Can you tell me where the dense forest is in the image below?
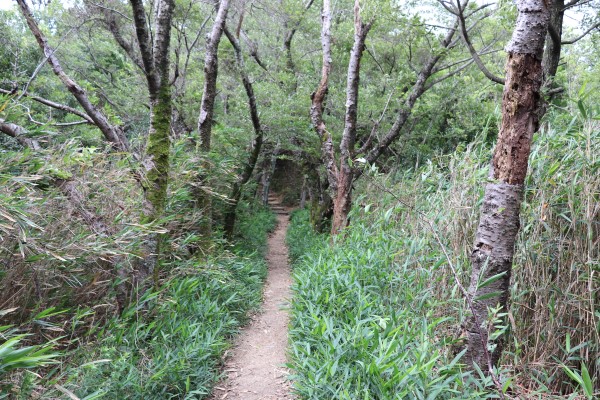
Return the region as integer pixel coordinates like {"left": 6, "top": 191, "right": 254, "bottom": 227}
{"left": 0, "top": 0, "right": 598, "bottom": 398}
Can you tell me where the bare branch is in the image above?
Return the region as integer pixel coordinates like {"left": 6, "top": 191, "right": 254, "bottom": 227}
{"left": 359, "top": 16, "right": 460, "bottom": 169}
{"left": 240, "top": 30, "right": 269, "bottom": 71}
{"left": 16, "top": 0, "right": 129, "bottom": 151}
{"left": 0, "top": 88, "right": 94, "bottom": 123}
{"left": 425, "top": 57, "right": 475, "bottom": 90}
{"left": 355, "top": 89, "right": 394, "bottom": 157}
{"left": 561, "top": 22, "right": 600, "bottom": 44}
{"left": 456, "top": 0, "right": 504, "bottom": 84}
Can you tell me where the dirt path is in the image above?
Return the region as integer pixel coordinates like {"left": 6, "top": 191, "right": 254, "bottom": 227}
{"left": 211, "top": 202, "right": 293, "bottom": 400}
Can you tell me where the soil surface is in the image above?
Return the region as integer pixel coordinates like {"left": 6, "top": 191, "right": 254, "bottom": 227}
{"left": 211, "top": 200, "right": 294, "bottom": 400}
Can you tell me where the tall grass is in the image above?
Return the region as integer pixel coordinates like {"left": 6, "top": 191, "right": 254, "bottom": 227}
{"left": 0, "top": 135, "right": 277, "bottom": 398}
{"left": 37, "top": 206, "right": 275, "bottom": 399}
{"left": 287, "top": 119, "right": 598, "bottom": 398}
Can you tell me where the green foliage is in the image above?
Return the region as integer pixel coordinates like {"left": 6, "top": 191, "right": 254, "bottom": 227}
{"left": 0, "top": 321, "right": 59, "bottom": 377}
{"left": 287, "top": 116, "right": 599, "bottom": 398}
{"left": 52, "top": 206, "right": 275, "bottom": 399}
{"left": 286, "top": 209, "right": 325, "bottom": 263}
{"left": 286, "top": 212, "right": 495, "bottom": 399}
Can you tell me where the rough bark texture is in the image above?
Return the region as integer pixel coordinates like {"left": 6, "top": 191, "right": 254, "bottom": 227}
{"left": 223, "top": 27, "right": 264, "bottom": 238}
{"left": 310, "top": 0, "right": 338, "bottom": 194}
{"left": 465, "top": 183, "right": 522, "bottom": 366}
{"left": 492, "top": 54, "right": 544, "bottom": 185}
{"left": 132, "top": 0, "right": 175, "bottom": 289}
{"left": 198, "top": 0, "right": 230, "bottom": 152}
{"left": 542, "top": 0, "right": 565, "bottom": 83}
{"left": 16, "top": 0, "right": 129, "bottom": 152}
{"left": 464, "top": 0, "right": 549, "bottom": 369}
{"left": 330, "top": 0, "right": 372, "bottom": 235}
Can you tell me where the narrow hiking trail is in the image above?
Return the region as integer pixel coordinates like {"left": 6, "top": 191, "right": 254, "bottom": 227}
{"left": 212, "top": 196, "right": 294, "bottom": 400}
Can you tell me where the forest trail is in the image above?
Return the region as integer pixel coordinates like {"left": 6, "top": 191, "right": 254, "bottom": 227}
{"left": 211, "top": 195, "right": 294, "bottom": 399}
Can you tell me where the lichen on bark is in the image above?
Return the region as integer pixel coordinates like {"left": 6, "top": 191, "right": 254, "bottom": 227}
{"left": 142, "top": 83, "right": 172, "bottom": 225}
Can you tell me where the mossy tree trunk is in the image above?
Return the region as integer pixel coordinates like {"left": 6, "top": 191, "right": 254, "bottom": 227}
{"left": 129, "top": 0, "right": 175, "bottom": 291}
{"left": 464, "top": 0, "right": 549, "bottom": 369}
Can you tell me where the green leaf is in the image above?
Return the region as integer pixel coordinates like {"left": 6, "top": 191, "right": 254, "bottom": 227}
{"left": 474, "top": 291, "right": 503, "bottom": 302}
{"left": 577, "top": 99, "right": 587, "bottom": 119}
{"left": 562, "top": 364, "right": 583, "bottom": 387}
{"left": 477, "top": 271, "right": 507, "bottom": 289}
{"left": 580, "top": 363, "right": 593, "bottom": 399}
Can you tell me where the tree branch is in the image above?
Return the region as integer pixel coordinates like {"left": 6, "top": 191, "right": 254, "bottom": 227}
{"left": 561, "top": 22, "right": 600, "bottom": 44}
{"left": 16, "top": 0, "right": 129, "bottom": 151}
{"left": 0, "top": 88, "right": 94, "bottom": 124}
{"left": 0, "top": 118, "right": 41, "bottom": 149}
{"left": 455, "top": 0, "right": 504, "bottom": 84}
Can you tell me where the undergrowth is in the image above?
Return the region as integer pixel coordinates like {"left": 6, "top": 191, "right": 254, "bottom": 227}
{"left": 287, "top": 210, "right": 493, "bottom": 399}
{"left": 286, "top": 119, "right": 598, "bottom": 399}
{"left": 52, "top": 206, "right": 276, "bottom": 399}
{"left": 0, "top": 133, "right": 277, "bottom": 398}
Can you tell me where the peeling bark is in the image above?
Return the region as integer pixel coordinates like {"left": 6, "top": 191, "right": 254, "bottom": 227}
{"left": 310, "top": 0, "right": 338, "bottom": 195}
{"left": 464, "top": 0, "right": 549, "bottom": 369}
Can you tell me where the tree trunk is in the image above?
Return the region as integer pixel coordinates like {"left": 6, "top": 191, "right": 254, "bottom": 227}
{"left": 130, "top": 0, "right": 176, "bottom": 289}
{"left": 542, "top": 0, "right": 564, "bottom": 82}
{"left": 222, "top": 27, "right": 264, "bottom": 239}
{"left": 261, "top": 143, "right": 279, "bottom": 206}
{"left": 464, "top": 0, "right": 549, "bottom": 369}
{"left": 301, "top": 159, "right": 332, "bottom": 233}
{"left": 310, "top": 0, "right": 338, "bottom": 197}
{"left": 330, "top": 0, "right": 372, "bottom": 235}
{"left": 196, "top": 0, "right": 230, "bottom": 238}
